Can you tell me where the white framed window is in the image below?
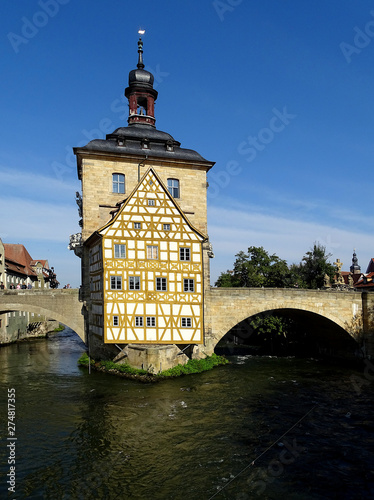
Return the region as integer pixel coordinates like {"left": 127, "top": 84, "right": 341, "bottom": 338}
{"left": 114, "top": 244, "right": 126, "bottom": 258}
{"left": 147, "top": 245, "right": 158, "bottom": 260}
{"left": 156, "top": 277, "right": 167, "bottom": 291}
{"left": 112, "top": 173, "right": 125, "bottom": 194}
{"left": 183, "top": 279, "right": 194, "bottom": 292}
{"left": 180, "top": 247, "right": 190, "bottom": 261}
{"left": 135, "top": 316, "right": 143, "bottom": 327}
{"left": 148, "top": 199, "right": 155, "bottom": 206}
{"left": 181, "top": 317, "right": 192, "bottom": 328}
{"left": 163, "top": 224, "right": 170, "bottom": 231}
{"left": 129, "top": 276, "right": 141, "bottom": 290}
{"left": 146, "top": 317, "right": 156, "bottom": 327}
{"left": 113, "top": 316, "right": 119, "bottom": 326}
{"left": 110, "top": 276, "right": 122, "bottom": 290}
{"left": 134, "top": 222, "right": 141, "bottom": 229}
{"left": 167, "top": 178, "right": 180, "bottom": 198}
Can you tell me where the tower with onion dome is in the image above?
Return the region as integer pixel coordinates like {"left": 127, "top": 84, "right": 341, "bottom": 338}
{"left": 71, "top": 35, "right": 215, "bottom": 368}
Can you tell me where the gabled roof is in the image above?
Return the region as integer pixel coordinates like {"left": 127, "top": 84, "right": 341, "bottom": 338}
{"left": 92, "top": 167, "right": 207, "bottom": 242}
{"left": 4, "top": 244, "right": 37, "bottom": 277}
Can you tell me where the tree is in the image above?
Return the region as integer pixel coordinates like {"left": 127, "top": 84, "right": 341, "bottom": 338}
{"left": 297, "top": 242, "right": 335, "bottom": 289}
{"left": 250, "top": 314, "right": 294, "bottom": 354}
{"left": 214, "top": 271, "right": 234, "bottom": 287}
{"left": 215, "top": 246, "right": 290, "bottom": 288}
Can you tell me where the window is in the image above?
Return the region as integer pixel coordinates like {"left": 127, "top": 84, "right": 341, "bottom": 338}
{"left": 146, "top": 317, "right": 156, "bottom": 327}
{"left": 167, "top": 178, "right": 180, "bottom": 198}
{"left": 180, "top": 247, "right": 190, "bottom": 261}
{"left": 148, "top": 199, "right": 155, "bottom": 206}
{"left": 110, "top": 276, "right": 122, "bottom": 290}
{"left": 156, "top": 277, "right": 167, "bottom": 291}
{"left": 114, "top": 244, "right": 126, "bottom": 258}
{"left": 134, "top": 222, "right": 141, "bottom": 229}
{"left": 181, "top": 318, "right": 192, "bottom": 328}
{"left": 163, "top": 224, "right": 170, "bottom": 231}
{"left": 183, "top": 279, "right": 194, "bottom": 292}
{"left": 112, "top": 173, "right": 125, "bottom": 194}
{"left": 135, "top": 316, "right": 143, "bottom": 327}
{"left": 147, "top": 245, "right": 158, "bottom": 260}
{"left": 129, "top": 276, "right": 140, "bottom": 290}
{"left": 113, "top": 316, "right": 119, "bottom": 326}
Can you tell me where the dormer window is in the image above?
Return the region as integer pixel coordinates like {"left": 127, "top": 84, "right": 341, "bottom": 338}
{"left": 142, "top": 138, "right": 150, "bottom": 149}
{"left": 166, "top": 140, "right": 174, "bottom": 152}
{"left": 117, "top": 137, "right": 125, "bottom": 147}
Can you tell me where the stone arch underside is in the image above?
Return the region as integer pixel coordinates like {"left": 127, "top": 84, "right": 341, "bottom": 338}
{"left": 209, "top": 294, "right": 362, "bottom": 349}
{"left": 0, "top": 302, "right": 85, "bottom": 342}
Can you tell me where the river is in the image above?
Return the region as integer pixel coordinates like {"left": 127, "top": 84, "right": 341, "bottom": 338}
{"left": 1, "top": 328, "right": 373, "bottom": 499}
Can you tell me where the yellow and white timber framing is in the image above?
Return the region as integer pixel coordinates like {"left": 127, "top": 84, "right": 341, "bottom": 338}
{"left": 87, "top": 167, "right": 207, "bottom": 344}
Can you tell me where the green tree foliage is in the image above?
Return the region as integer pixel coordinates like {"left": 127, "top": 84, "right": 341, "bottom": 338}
{"left": 250, "top": 314, "right": 295, "bottom": 354}
{"left": 298, "top": 243, "right": 335, "bottom": 289}
{"left": 215, "top": 246, "right": 290, "bottom": 288}
{"left": 214, "top": 242, "right": 335, "bottom": 290}
{"left": 214, "top": 271, "right": 234, "bottom": 287}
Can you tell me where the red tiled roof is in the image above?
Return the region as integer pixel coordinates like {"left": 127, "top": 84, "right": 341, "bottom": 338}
{"left": 337, "top": 272, "right": 361, "bottom": 285}
{"left": 354, "top": 271, "right": 374, "bottom": 288}
{"left": 4, "top": 244, "right": 37, "bottom": 278}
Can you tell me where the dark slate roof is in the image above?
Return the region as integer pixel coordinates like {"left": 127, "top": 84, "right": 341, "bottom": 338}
{"left": 76, "top": 124, "right": 211, "bottom": 163}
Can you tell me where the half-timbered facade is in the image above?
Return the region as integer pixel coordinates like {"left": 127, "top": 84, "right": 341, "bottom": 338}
{"left": 87, "top": 168, "right": 206, "bottom": 344}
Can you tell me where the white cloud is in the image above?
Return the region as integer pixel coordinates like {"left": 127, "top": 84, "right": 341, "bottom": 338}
{"left": 0, "top": 166, "right": 79, "bottom": 201}
{"left": 0, "top": 197, "right": 79, "bottom": 243}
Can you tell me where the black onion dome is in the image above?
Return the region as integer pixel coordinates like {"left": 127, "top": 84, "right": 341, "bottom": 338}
{"left": 128, "top": 68, "right": 154, "bottom": 88}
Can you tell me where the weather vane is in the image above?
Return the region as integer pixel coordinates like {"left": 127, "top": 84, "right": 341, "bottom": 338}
{"left": 138, "top": 28, "right": 145, "bottom": 36}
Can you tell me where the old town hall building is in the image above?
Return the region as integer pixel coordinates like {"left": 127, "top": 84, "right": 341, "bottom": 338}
{"left": 71, "top": 37, "right": 214, "bottom": 366}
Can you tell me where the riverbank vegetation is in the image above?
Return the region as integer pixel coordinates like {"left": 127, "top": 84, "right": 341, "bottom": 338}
{"left": 215, "top": 243, "right": 335, "bottom": 289}
{"left": 77, "top": 352, "right": 228, "bottom": 381}
{"left": 53, "top": 324, "right": 65, "bottom": 332}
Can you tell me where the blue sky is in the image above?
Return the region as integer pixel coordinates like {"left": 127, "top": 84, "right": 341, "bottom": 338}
{"left": 1, "top": 0, "right": 374, "bottom": 287}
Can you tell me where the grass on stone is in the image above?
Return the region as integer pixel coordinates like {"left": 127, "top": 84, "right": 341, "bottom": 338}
{"left": 77, "top": 352, "right": 228, "bottom": 379}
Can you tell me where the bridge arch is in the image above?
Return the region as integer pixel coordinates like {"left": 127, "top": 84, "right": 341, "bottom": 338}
{"left": 208, "top": 288, "right": 364, "bottom": 354}
{"left": 0, "top": 290, "right": 85, "bottom": 342}
{"left": 214, "top": 306, "right": 361, "bottom": 358}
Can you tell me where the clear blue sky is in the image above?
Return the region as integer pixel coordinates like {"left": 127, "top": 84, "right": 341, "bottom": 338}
{"left": 1, "top": 0, "right": 374, "bottom": 287}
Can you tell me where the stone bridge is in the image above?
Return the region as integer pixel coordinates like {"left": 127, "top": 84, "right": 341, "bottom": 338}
{"left": 1, "top": 287, "right": 374, "bottom": 359}
{"left": 0, "top": 289, "right": 85, "bottom": 342}
{"left": 204, "top": 288, "right": 374, "bottom": 356}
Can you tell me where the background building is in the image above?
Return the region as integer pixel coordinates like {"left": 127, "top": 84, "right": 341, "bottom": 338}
{"left": 0, "top": 237, "right": 59, "bottom": 343}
